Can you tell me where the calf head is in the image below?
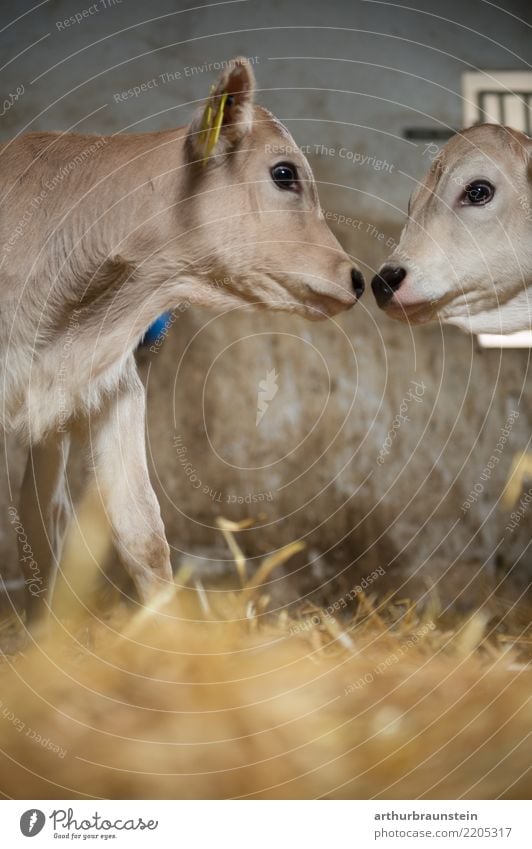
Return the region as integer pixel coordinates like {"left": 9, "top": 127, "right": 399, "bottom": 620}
{"left": 182, "top": 58, "right": 364, "bottom": 319}
{"left": 371, "top": 124, "right": 532, "bottom": 333}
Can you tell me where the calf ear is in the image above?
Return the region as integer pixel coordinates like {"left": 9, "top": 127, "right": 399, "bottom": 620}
{"left": 186, "top": 57, "right": 256, "bottom": 165}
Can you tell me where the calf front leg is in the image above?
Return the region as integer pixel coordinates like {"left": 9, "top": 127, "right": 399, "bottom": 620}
{"left": 90, "top": 363, "right": 172, "bottom": 603}
{"left": 17, "top": 430, "right": 72, "bottom": 628}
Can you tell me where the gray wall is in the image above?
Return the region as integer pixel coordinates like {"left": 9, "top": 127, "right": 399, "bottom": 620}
{"left": 1, "top": 0, "right": 531, "bottom": 609}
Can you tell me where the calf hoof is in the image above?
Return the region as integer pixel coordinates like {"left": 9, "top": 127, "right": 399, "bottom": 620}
{"left": 0, "top": 627, "right": 33, "bottom": 656}
{"left": 132, "top": 546, "right": 173, "bottom": 605}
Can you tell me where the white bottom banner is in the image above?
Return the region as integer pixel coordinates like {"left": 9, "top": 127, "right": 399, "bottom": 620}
{"left": 1, "top": 799, "right": 529, "bottom": 848}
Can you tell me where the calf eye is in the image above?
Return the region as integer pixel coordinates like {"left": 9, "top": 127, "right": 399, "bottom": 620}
{"left": 270, "top": 161, "right": 299, "bottom": 191}
{"left": 462, "top": 180, "right": 495, "bottom": 205}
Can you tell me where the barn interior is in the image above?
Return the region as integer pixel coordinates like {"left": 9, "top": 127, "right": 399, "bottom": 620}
{"left": 0, "top": 0, "right": 530, "bottom": 800}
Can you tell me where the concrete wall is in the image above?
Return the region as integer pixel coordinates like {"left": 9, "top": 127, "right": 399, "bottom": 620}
{"left": 1, "top": 0, "right": 531, "bottom": 609}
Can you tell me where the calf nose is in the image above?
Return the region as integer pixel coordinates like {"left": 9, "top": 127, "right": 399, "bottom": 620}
{"left": 351, "top": 268, "right": 365, "bottom": 299}
{"left": 371, "top": 265, "right": 406, "bottom": 308}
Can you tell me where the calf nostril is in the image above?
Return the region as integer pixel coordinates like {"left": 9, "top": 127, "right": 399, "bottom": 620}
{"left": 371, "top": 265, "right": 407, "bottom": 309}
{"left": 351, "top": 268, "right": 365, "bottom": 298}
{"left": 381, "top": 265, "right": 406, "bottom": 290}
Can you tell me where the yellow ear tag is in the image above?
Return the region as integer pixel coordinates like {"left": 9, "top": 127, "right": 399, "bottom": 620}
{"left": 199, "top": 89, "right": 229, "bottom": 165}
{"left": 199, "top": 86, "right": 215, "bottom": 136}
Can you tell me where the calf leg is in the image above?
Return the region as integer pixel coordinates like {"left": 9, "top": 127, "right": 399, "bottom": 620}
{"left": 17, "top": 430, "right": 72, "bottom": 628}
{"left": 90, "top": 362, "right": 172, "bottom": 603}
